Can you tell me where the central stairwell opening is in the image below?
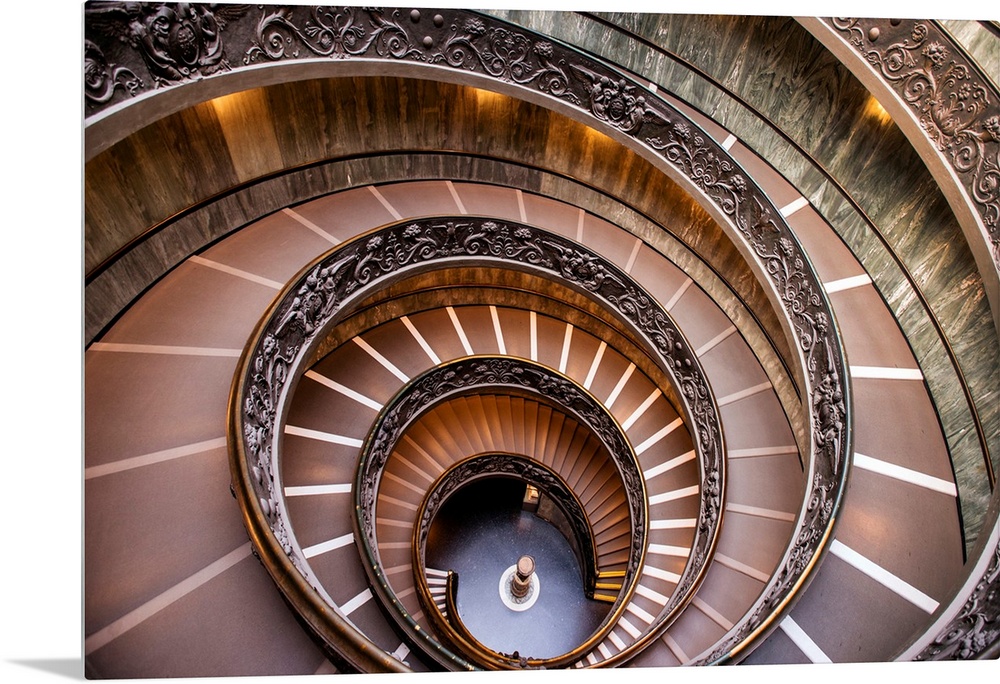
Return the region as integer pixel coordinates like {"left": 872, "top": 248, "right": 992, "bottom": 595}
{"left": 426, "top": 476, "right": 612, "bottom": 659}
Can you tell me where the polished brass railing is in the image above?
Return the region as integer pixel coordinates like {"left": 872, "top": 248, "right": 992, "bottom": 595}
{"left": 216, "top": 6, "right": 850, "bottom": 667}
{"left": 230, "top": 215, "right": 727, "bottom": 668}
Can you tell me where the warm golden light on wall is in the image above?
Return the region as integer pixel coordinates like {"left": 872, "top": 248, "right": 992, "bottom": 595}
{"left": 864, "top": 95, "right": 893, "bottom": 126}
{"left": 472, "top": 86, "right": 507, "bottom": 107}
{"left": 209, "top": 90, "right": 247, "bottom": 122}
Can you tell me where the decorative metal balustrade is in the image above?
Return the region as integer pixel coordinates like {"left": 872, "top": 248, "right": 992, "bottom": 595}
{"left": 191, "top": 5, "right": 856, "bottom": 666}
{"left": 354, "top": 361, "right": 644, "bottom": 669}
{"left": 84, "top": 2, "right": 1000, "bottom": 666}
{"left": 230, "top": 215, "right": 727, "bottom": 668}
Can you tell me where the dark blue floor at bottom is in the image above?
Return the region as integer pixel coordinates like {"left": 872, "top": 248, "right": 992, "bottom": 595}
{"left": 426, "top": 479, "right": 611, "bottom": 659}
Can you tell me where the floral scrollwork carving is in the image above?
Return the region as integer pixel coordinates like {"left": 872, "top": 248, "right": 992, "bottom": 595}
{"left": 245, "top": 6, "right": 423, "bottom": 63}
{"left": 85, "top": 2, "right": 247, "bottom": 87}
{"left": 916, "top": 539, "right": 1000, "bottom": 660}
{"left": 430, "top": 18, "right": 579, "bottom": 103}
{"left": 218, "top": 8, "right": 850, "bottom": 663}
{"left": 355, "top": 355, "right": 655, "bottom": 667}
{"left": 829, "top": 18, "right": 1000, "bottom": 262}
{"left": 84, "top": 39, "right": 143, "bottom": 104}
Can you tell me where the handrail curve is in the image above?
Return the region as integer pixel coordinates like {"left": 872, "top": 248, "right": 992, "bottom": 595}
{"left": 357, "top": 359, "right": 644, "bottom": 669}
{"left": 402, "top": 446, "right": 627, "bottom": 666}
{"left": 230, "top": 215, "right": 726, "bottom": 668}
{"left": 213, "top": 5, "right": 851, "bottom": 665}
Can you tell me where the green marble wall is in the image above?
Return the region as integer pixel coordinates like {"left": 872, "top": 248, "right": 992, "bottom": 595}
{"left": 487, "top": 9, "right": 998, "bottom": 547}
{"left": 85, "top": 76, "right": 805, "bottom": 418}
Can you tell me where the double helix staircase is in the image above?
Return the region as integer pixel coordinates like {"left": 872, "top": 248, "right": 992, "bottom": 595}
{"left": 82, "top": 6, "right": 998, "bottom": 678}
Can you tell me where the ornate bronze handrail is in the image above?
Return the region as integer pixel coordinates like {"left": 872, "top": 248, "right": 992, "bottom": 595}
{"left": 356, "top": 358, "right": 645, "bottom": 669}
{"left": 230, "top": 215, "right": 726, "bottom": 668}
{"left": 217, "top": 5, "right": 848, "bottom": 666}
{"left": 409, "top": 451, "right": 616, "bottom": 668}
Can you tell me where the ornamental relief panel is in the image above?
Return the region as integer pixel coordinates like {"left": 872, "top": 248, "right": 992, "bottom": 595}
{"left": 917, "top": 539, "right": 1000, "bottom": 660}
{"left": 84, "top": 2, "right": 249, "bottom": 106}
{"left": 89, "top": 6, "right": 852, "bottom": 660}
{"left": 828, "top": 18, "right": 1000, "bottom": 263}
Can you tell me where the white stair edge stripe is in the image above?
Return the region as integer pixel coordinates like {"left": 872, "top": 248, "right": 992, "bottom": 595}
{"left": 692, "top": 596, "right": 734, "bottom": 630}
{"left": 284, "top": 483, "right": 352, "bottom": 497}
{"left": 85, "top": 542, "right": 251, "bottom": 654}
{"left": 516, "top": 188, "right": 527, "bottom": 222}
{"left": 393, "top": 453, "right": 436, "bottom": 484}
{"left": 824, "top": 273, "right": 872, "bottom": 294}
{"left": 721, "top": 133, "right": 737, "bottom": 150}
{"left": 489, "top": 306, "right": 507, "bottom": 355}
{"left": 650, "top": 518, "right": 697, "bottom": 530}
{"left": 779, "top": 196, "right": 810, "bottom": 217}
{"left": 303, "top": 533, "right": 354, "bottom": 559}
{"left": 576, "top": 208, "right": 586, "bottom": 242}
{"left": 558, "top": 323, "right": 574, "bottom": 374}
{"left": 314, "top": 659, "right": 339, "bottom": 675}
{"left": 648, "top": 485, "right": 699, "bottom": 506}
{"left": 605, "top": 363, "right": 637, "bottom": 409}
{"left": 401, "top": 316, "right": 441, "bottom": 365}
{"left": 445, "top": 180, "right": 468, "bottom": 214}
{"left": 728, "top": 445, "right": 798, "bottom": 459}
{"left": 377, "top": 495, "right": 419, "bottom": 512}
{"left": 618, "top": 616, "right": 642, "bottom": 639}
{"left": 340, "top": 588, "right": 373, "bottom": 616}
{"left": 85, "top": 436, "right": 227, "bottom": 479}
{"left": 714, "top": 553, "right": 770, "bottom": 583}
{"left": 636, "top": 583, "right": 671, "bottom": 605}
{"left": 643, "top": 565, "right": 681, "bottom": 584}
{"left": 281, "top": 207, "right": 341, "bottom": 244}
{"left": 89, "top": 342, "right": 242, "bottom": 357}
{"left": 663, "top": 632, "right": 689, "bottom": 663}
{"left": 583, "top": 340, "right": 608, "bottom": 390}
{"left": 367, "top": 185, "right": 402, "bottom": 219}
{"left": 643, "top": 449, "right": 696, "bottom": 481}
{"left": 284, "top": 425, "right": 363, "bottom": 448}
{"left": 854, "top": 452, "right": 957, "bottom": 496}
{"left": 392, "top": 642, "right": 411, "bottom": 661}
{"left": 780, "top": 617, "right": 832, "bottom": 664}
{"left": 609, "top": 630, "right": 627, "bottom": 650}
{"left": 353, "top": 336, "right": 410, "bottom": 382}
{"left": 401, "top": 434, "right": 447, "bottom": 474}
{"left": 305, "top": 370, "right": 383, "bottom": 411}
{"left": 188, "top": 254, "right": 284, "bottom": 289}
{"left": 726, "top": 502, "right": 797, "bottom": 522}
{"left": 830, "top": 540, "right": 939, "bottom": 613}
{"left": 625, "top": 602, "right": 655, "bottom": 624}
{"left": 622, "top": 388, "right": 661, "bottom": 431}
{"left": 850, "top": 365, "right": 923, "bottom": 380}
{"left": 446, "top": 306, "right": 475, "bottom": 356}
{"left": 625, "top": 237, "right": 642, "bottom": 273}
{"left": 635, "top": 417, "right": 684, "bottom": 455}
{"left": 717, "top": 381, "right": 772, "bottom": 407}
{"left": 530, "top": 311, "right": 538, "bottom": 361}
{"left": 647, "top": 543, "right": 690, "bottom": 557}
{"left": 664, "top": 277, "right": 692, "bottom": 310}
{"left": 695, "top": 325, "right": 737, "bottom": 357}
{"left": 382, "top": 470, "right": 426, "bottom": 496}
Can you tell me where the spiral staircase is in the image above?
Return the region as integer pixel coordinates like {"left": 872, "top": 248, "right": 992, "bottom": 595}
{"left": 83, "top": 6, "right": 999, "bottom": 677}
